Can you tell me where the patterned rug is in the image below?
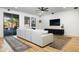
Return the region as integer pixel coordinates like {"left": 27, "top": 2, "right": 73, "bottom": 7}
{"left": 49, "top": 35, "right": 72, "bottom": 50}
{"left": 5, "top": 36, "right": 31, "bottom": 52}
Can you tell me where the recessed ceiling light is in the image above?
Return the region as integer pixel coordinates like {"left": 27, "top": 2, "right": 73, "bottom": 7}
{"left": 63, "top": 7, "right": 66, "bottom": 8}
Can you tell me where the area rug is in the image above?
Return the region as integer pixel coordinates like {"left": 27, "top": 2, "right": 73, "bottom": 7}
{"left": 5, "top": 36, "right": 31, "bottom": 52}
{"left": 49, "top": 36, "right": 72, "bottom": 50}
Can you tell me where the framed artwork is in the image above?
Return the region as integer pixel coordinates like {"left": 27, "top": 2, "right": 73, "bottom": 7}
{"left": 31, "top": 17, "right": 36, "bottom": 28}
{"left": 24, "top": 16, "right": 30, "bottom": 26}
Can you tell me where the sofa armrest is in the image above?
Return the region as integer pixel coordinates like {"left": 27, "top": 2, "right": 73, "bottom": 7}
{"left": 40, "top": 33, "right": 53, "bottom": 46}
{"left": 41, "top": 33, "right": 53, "bottom": 41}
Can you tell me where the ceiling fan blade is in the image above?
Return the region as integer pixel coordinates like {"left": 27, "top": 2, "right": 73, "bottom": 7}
{"left": 44, "top": 8, "right": 48, "bottom": 10}
{"left": 38, "top": 7, "right": 42, "bottom": 10}
{"left": 44, "top": 10, "right": 48, "bottom": 12}
{"left": 38, "top": 7, "right": 48, "bottom": 11}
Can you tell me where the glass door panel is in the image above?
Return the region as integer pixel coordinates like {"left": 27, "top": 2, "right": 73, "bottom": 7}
{"left": 4, "top": 13, "right": 19, "bottom": 36}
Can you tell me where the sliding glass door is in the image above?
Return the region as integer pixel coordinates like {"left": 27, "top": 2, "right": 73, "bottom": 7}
{"left": 4, "top": 13, "right": 19, "bottom": 36}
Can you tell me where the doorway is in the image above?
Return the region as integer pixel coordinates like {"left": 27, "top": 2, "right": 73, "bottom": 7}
{"left": 3, "top": 13, "right": 19, "bottom": 36}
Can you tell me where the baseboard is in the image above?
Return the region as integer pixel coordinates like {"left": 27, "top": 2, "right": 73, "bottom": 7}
{"left": 65, "top": 35, "right": 79, "bottom": 38}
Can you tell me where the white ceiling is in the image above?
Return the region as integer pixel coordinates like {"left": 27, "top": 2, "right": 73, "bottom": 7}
{"left": 1, "top": 7, "right": 74, "bottom": 16}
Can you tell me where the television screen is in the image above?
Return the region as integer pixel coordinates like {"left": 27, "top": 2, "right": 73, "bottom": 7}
{"left": 50, "top": 19, "right": 60, "bottom": 26}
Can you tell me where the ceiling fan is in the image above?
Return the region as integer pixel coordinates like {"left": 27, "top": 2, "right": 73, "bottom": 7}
{"left": 36, "top": 7, "right": 49, "bottom": 12}
{"left": 37, "top": 7, "right": 49, "bottom": 11}
{"left": 36, "top": 7, "right": 49, "bottom": 17}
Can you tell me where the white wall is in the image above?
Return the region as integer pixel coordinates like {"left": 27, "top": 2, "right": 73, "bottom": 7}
{"left": 0, "top": 8, "right": 40, "bottom": 37}
{"left": 42, "top": 9, "right": 79, "bottom": 36}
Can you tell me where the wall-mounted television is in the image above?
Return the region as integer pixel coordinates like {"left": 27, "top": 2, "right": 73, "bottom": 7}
{"left": 50, "top": 19, "right": 60, "bottom": 26}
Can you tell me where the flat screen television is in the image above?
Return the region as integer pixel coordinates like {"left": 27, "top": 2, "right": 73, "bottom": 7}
{"left": 50, "top": 19, "right": 60, "bottom": 26}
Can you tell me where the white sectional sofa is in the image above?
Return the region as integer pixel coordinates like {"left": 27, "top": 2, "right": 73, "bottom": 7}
{"left": 17, "top": 28, "right": 53, "bottom": 47}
